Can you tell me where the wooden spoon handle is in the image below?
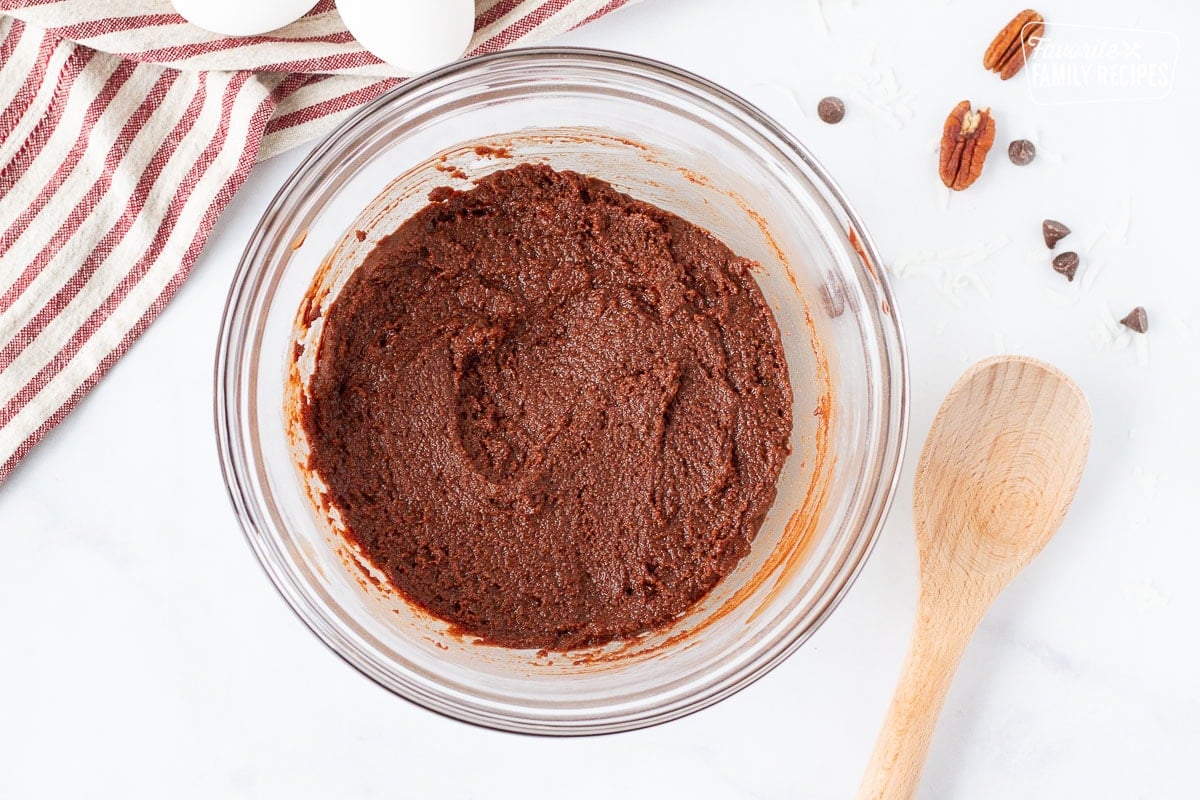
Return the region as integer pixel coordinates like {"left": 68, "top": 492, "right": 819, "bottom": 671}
{"left": 856, "top": 602, "right": 981, "bottom": 800}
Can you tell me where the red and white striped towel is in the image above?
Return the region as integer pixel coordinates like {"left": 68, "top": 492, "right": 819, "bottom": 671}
{"left": 0, "top": 0, "right": 636, "bottom": 484}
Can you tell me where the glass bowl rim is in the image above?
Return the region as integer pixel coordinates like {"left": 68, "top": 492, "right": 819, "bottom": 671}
{"left": 214, "top": 46, "right": 910, "bottom": 736}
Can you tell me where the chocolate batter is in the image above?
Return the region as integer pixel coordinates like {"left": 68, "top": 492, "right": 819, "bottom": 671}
{"left": 304, "top": 164, "right": 792, "bottom": 650}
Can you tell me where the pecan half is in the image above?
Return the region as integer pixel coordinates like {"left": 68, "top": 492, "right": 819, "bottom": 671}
{"left": 939, "top": 101, "right": 996, "bottom": 191}
{"left": 984, "top": 9, "right": 1045, "bottom": 80}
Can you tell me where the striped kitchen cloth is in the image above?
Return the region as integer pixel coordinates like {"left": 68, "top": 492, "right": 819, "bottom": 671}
{"left": 0, "top": 0, "right": 636, "bottom": 484}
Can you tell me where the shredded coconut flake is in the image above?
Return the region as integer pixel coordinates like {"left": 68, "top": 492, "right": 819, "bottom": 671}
{"left": 1131, "top": 465, "right": 1160, "bottom": 497}
{"left": 858, "top": 39, "right": 878, "bottom": 68}
{"left": 891, "top": 237, "right": 1009, "bottom": 306}
{"left": 1081, "top": 258, "right": 1106, "bottom": 292}
{"left": 1044, "top": 287, "right": 1080, "bottom": 306}
{"left": 1026, "top": 128, "right": 1065, "bottom": 163}
{"left": 1112, "top": 197, "right": 1133, "bottom": 243}
{"left": 834, "top": 47, "right": 917, "bottom": 131}
{"left": 1120, "top": 580, "right": 1170, "bottom": 609}
{"left": 957, "top": 271, "right": 992, "bottom": 298}
{"left": 1135, "top": 334, "right": 1150, "bottom": 367}
{"left": 809, "top": 0, "right": 830, "bottom": 37}
{"left": 744, "top": 81, "right": 806, "bottom": 117}
{"left": 849, "top": 90, "right": 906, "bottom": 130}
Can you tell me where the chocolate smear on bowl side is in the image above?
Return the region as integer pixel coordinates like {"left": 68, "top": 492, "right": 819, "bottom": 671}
{"left": 984, "top": 9, "right": 1045, "bottom": 80}
{"left": 820, "top": 280, "right": 846, "bottom": 318}
{"left": 939, "top": 101, "right": 996, "bottom": 191}
{"left": 1120, "top": 306, "right": 1149, "bottom": 333}
{"left": 1043, "top": 219, "right": 1070, "bottom": 249}
{"left": 1052, "top": 251, "right": 1079, "bottom": 281}
{"left": 1008, "top": 139, "right": 1036, "bottom": 166}
{"left": 818, "top": 96, "right": 845, "bottom": 124}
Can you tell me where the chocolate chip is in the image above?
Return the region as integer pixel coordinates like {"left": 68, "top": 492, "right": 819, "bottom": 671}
{"left": 1042, "top": 219, "right": 1070, "bottom": 249}
{"left": 1008, "top": 139, "right": 1036, "bottom": 165}
{"left": 1120, "top": 306, "right": 1148, "bottom": 333}
{"left": 818, "top": 96, "right": 845, "bottom": 124}
{"left": 1052, "top": 251, "right": 1079, "bottom": 281}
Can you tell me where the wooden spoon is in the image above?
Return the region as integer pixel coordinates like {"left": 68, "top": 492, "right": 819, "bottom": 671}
{"left": 857, "top": 355, "right": 1092, "bottom": 800}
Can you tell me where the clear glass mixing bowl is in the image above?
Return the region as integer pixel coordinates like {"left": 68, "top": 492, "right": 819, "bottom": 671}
{"left": 215, "top": 48, "right": 907, "bottom": 735}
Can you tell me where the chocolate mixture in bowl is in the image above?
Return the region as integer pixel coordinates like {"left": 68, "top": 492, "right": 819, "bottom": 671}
{"left": 302, "top": 164, "right": 793, "bottom": 650}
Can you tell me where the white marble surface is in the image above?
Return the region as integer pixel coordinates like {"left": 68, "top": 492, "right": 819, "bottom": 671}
{"left": 2, "top": 1, "right": 1198, "bottom": 797}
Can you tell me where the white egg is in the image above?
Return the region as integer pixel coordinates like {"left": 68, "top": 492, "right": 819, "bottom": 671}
{"left": 172, "top": 0, "right": 317, "bottom": 37}
{"left": 336, "top": 0, "right": 475, "bottom": 75}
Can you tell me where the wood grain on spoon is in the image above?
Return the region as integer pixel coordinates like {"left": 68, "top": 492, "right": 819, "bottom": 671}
{"left": 858, "top": 355, "right": 1092, "bottom": 800}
